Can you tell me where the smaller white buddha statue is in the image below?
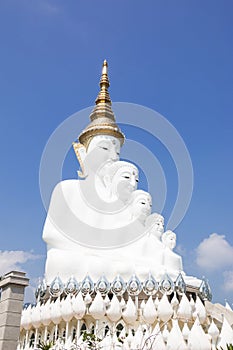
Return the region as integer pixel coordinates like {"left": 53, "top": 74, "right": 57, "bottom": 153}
{"left": 162, "top": 230, "right": 176, "bottom": 250}
{"left": 129, "top": 190, "right": 152, "bottom": 224}
{"left": 145, "top": 213, "right": 164, "bottom": 240}
{"left": 130, "top": 212, "right": 164, "bottom": 279}
{"left": 161, "top": 230, "right": 184, "bottom": 279}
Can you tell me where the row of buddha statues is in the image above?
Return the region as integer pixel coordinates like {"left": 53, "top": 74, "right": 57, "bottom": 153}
{"left": 42, "top": 135, "right": 185, "bottom": 284}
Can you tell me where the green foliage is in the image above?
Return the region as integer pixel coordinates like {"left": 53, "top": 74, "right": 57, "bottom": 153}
{"left": 82, "top": 331, "right": 101, "bottom": 349}
{"left": 37, "top": 340, "right": 54, "bottom": 350}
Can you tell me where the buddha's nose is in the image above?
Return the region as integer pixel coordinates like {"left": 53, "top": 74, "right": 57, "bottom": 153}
{"left": 110, "top": 148, "right": 119, "bottom": 161}
{"left": 130, "top": 177, "right": 137, "bottom": 188}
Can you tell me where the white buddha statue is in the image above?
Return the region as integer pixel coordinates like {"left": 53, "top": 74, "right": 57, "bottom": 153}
{"left": 128, "top": 212, "right": 165, "bottom": 279}
{"left": 161, "top": 230, "right": 184, "bottom": 278}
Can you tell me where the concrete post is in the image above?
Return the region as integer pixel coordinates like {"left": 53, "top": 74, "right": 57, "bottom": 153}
{"left": 0, "top": 271, "right": 29, "bottom": 350}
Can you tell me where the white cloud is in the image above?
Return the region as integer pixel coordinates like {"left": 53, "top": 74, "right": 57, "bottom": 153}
{"left": 223, "top": 271, "right": 233, "bottom": 292}
{"left": 0, "top": 250, "right": 40, "bottom": 276}
{"left": 196, "top": 233, "right": 233, "bottom": 270}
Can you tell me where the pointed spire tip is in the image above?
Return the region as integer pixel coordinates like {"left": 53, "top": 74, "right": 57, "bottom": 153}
{"left": 101, "top": 59, "right": 108, "bottom": 76}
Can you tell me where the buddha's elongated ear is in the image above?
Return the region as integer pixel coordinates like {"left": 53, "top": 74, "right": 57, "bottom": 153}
{"left": 73, "top": 142, "right": 87, "bottom": 178}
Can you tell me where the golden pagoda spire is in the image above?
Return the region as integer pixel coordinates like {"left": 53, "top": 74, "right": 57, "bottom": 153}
{"left": 78, "top": 60, "right": 125, "bottom": 149}
{"left": 95, "top": 60, "right": 111, "bottom": 105}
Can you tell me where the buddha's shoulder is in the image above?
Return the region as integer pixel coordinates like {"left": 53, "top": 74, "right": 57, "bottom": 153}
{"left": 52, "top": 179, "right": 80, "bottom": 194}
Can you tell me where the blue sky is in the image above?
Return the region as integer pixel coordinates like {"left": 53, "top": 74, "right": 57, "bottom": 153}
{"left": 0, "top": 0, "right": 232, "bottom": 304}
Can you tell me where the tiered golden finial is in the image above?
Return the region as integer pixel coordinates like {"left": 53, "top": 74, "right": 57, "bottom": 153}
{"left": 95, "top": 60, "right": 111, "bottom": 105}
{"left": 78, "top": 60, "right": 125, "bottom": 149}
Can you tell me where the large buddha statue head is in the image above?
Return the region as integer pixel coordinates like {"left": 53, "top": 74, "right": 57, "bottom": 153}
{"left": 83, "top": 135, "right": 120, "bottom": 174}
{"left": 102, "top": 160, "right": 139, "bottom": 203}
{"left": 130, "top": 190, "right": 152, "bottom": 223}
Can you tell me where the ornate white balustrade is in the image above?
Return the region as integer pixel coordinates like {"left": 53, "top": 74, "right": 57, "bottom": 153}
{"left": 18, "top": 273, "right": 232, "bottom": 350}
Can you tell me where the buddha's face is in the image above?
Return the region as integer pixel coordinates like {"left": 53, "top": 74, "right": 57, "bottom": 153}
{"left": 132, "top": 192, "right": 152, "bottom": 219}
{"left": 112, "top": 166, "right": 139, "bottom": 202}
{"left": 85, "top": 136, "right": 120, "bottom": 172}
{"left": 154, "top": 217, "right": 164, "bottom": 235}
{"left": 164, "top": 232, "right": 176, "bottom": 250}
{"left": 145, "top": 213, "right": 165, "bottom": 239}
